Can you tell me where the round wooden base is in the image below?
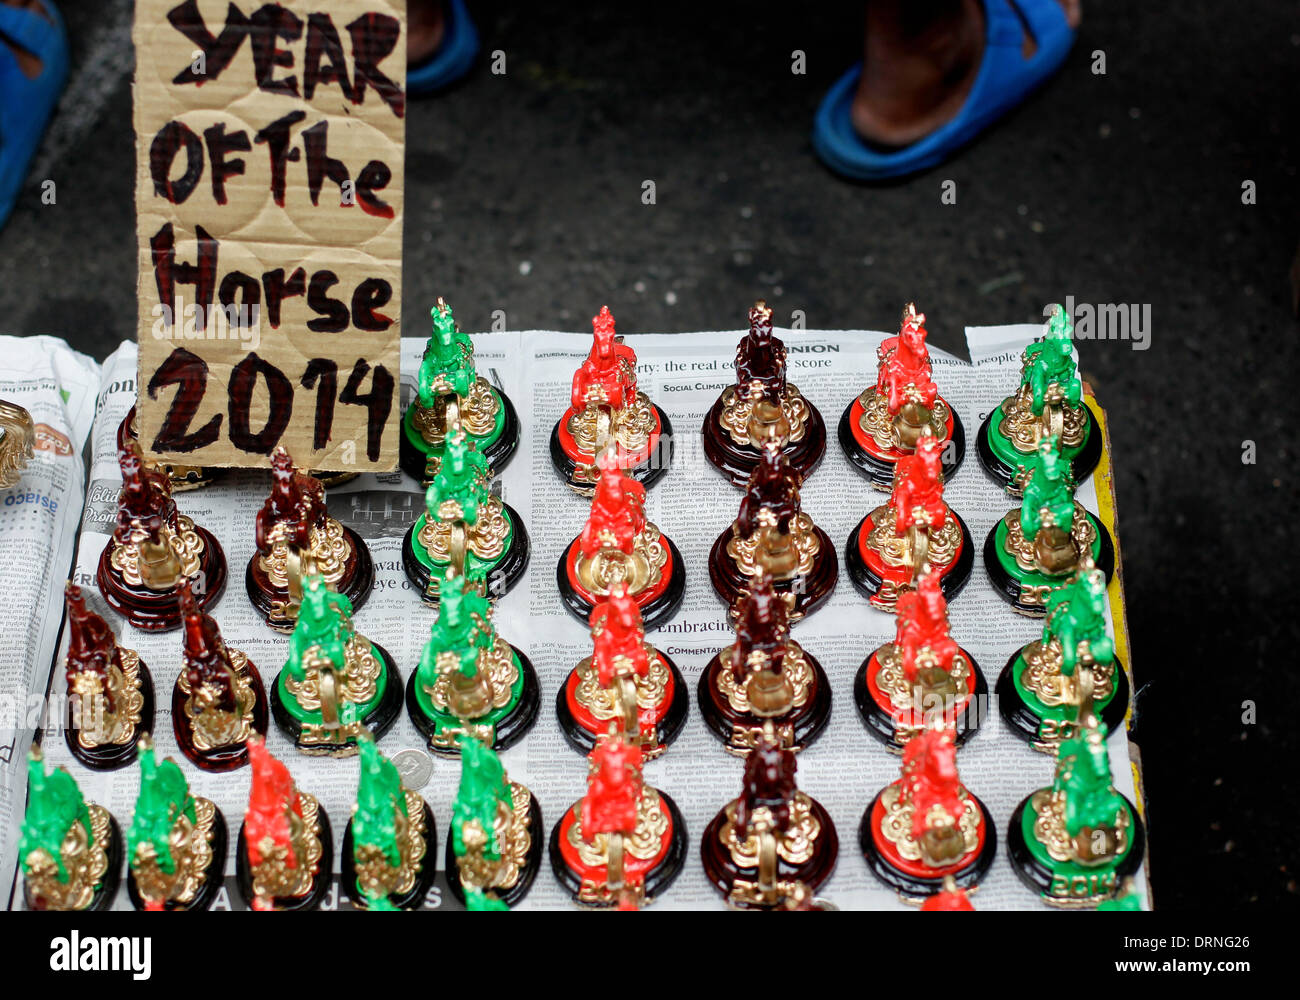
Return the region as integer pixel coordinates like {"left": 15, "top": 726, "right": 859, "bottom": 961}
{"left": 860, "top": 788, "right": 996, "bottom": 900}
{"left": 270, "top": 642, "right": 403, "bottom": 754}
{"left": 246, "top": 526, "right": 374, "bottom": 630}
{"left": 236, "top": 806, "right": 334, "bottom": 912}
{"left": 556, "top": 651, "right": 689, "bottom": 757}
{"left": 97, "top": 528, "right": 227, "bottom": 631}
{"left": 401, "top": 504, "right": 530, "bottom": 604}
{"left": 975, "top": 403, "right": 1103, "bottom": 496}
{"left": 696, "top": 647, "right": 832, "bottom": 755}
{"left": 172, "top": 658, "right": 269, "bottom": 772}
{"left": 1006, "top": 793, "right": 1145, "bottom": 907}
{"left": 853, "top": 647, "right": 986, "bottom": 754}
{"left": 556, "top": 535, "right": 686, "bottom": 632}
{"left": 127, "top": 806, "right": 228, "bottom": 911}
{"left": 837, "top": 397, "right": 965, "bottom": 490}
{"left": 399, "top": 391, "right": 522, "bottom": 484}
{"left": 700, "top": 795, "right": 838, "bottom": 908}
{"left": 844, "top": 511, "right": 974, "bottom": 610}
{"left": 341, "top": 800, "right": 438, "bottom": 910}
{"left": 549, "top": 405, "right": 674, "bottom": 497}
{"left": 701, "top": 395, "right": 826, "bottom": 488}
{"left": 996, "top": 649, "right": 1130, "bottom": 750}
{"left": 24, "top": 814, "right": 122, "bottom": 912}
{"left": 445, "top": 791, "right": 545, "bottom": 908}
{"left": 707, "top": 524, "right": 838, "bottom": 620}
{"left": 65, "top": 661, "right": 156, "bottom": 771}
{"left": 549, "top": 789, "right": 688, "bottom": 908}
{"left": 981, "top": 517, "right": 1115, "bottom": 617}
{"left": 405, "top": 645, "right": 541, "bottom": 756}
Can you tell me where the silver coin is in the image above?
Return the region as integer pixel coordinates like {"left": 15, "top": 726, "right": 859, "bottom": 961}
{"left": 391, "top": 748, "right": 433, "bottom": 790}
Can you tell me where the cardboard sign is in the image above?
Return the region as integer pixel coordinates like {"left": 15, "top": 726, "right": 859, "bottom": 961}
{"left": 133, "top": 0, "right": 406, "bottom": 470}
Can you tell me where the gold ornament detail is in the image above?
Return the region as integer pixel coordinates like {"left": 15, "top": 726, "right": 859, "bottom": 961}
{"left": 178, "top": 648, "right": 258, "bottom": 752}
{"left": 727, "top": 511, "right": 820, "bottom": 583}
{"left": 719, "top": 382, "right": 810, "bottom": 447}
{"left": 130, "top": 796, "right": 218, "bottom": 908}
{"left": 427, "top": 638, "right": 519, "bottom": 719}
{"left": 72, "top": 648, "right": 145, "bottom": 749}
{"left": 289, "top": 637, "right": 384, "bottom": 752}
{"left": 353, "top": 790, "right": 428, "bottom": 900}
{"left": 568, "top": 386, "right": 656, "bottom": 458}
{"left": 716, "top": 643, "right": 812, "bottom": 715}
{"left": 260, "top": 518, "right": 350, "bottom": 591}
{"left": 574, "top": 651, "right": 669, "bottom": 719}
{"left": 414, "top": 377, "right": 499, "bottom": 445}
{"left": 878, "top": 782, "right": 979, "bottom": 866}
{"left": 251, "top": 791, "right": 324, "bottom": 906}
{"left": 0, "top": 399, "right": 35, "bottom": 488}
{"left": 23, "top": 803, "right": 111, "bottom": 910}
{"left": 720, "top": 792, "right": 820, "bottom": 868}
{"left": 1002, "top": 504, "right": 1097, "bottom": 577}
{"left": 874, "top": 643, "right": 970, "bottom": 715}
{"left": 998, "top": 382, "right": 1088, "bottom": 455}
{"left": 858, "top": 386, "right": 950, "bottom": 452}
{"left": 110, "top": 514, "right": 204, "bottom": 590}
{"left": 418, "top": 494, "right": 509, "bottom": 563}
{"left": 1020, "top": 638, "right": 1114, "bottom": 707}
{"left": 456, "top": 782, "right": 533, "bottom": 892}
{"left": 575, "top": 524, "right": 667, "bottom": 597}
{"left": 867, "top": 504, "right": 961, "bottom": 572}
{"left": 1031, "top": 788, "right": 1129, "bottom": 866}
{"left": 568, "top": 786, "right": 668, "bottom": 868}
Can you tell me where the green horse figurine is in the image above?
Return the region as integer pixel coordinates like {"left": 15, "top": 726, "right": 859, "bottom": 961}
{"left": 417, "top": 298, "right": 476, "bottom": 409}
{"left": 1044, "top": 568, "right": 1115, "bottom": 678}
{"left": 127, "top": 738, "right": 196, "bottom": 875}
{"left": 286, "top": 574, "right": 354, "bottom": 686}
{"left": 426, "top": 432, "right": 491, "bottom": 529}
{"left": 418, "top": 572, "right": 495, "bottom": 693}
{"left": 1022, "top": 305, "right": 1082, "bottom": 414}
{"left": 1054, "top": 722, "right": 1125, "bottom": 838}
{"left": 452, "top": 735, "right": 509, "bottom": 861}
{"left": 353, "top": 732, "right": 408, "bottom": 873}
{"left": 1019, "top": 435, "right": 1076, "bottom": 541}
{"left": 19, "top": 748, "right": 91, "bottom": 883}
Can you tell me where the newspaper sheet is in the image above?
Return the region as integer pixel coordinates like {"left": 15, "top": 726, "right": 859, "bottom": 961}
{"left": 12, "top": 325, "right": 1148, "bottom": 910}
{"left": 0, "top": 337, "right": 100, "bottom": 902}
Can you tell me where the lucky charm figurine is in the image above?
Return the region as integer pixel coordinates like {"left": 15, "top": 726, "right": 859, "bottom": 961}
{"left": 558, "top": 448, "right": 686, "bottom": 630}
{"left": 699, "top": 573, "right": 831, "bottom": 756}
{"left": 701, "top": 722, "right": 838, "bottom": 909}
{"left": 1008, "top": 709, "right": 1145, "bottom": 908}
{"left": 18, "top": 745, "right": 121, "bottom": 911}
{"left": 447, "top": 736, "right": 544, "bottom": 909}
{"left": 846, "top": 428, "right": 973, "bottom": 612}
{"left": 402, "top": 430, "right": 529, "bottom": 603}
{"left": 97, "top": 440, "right": 226, "bottom": 630}
{"left": 998, "top": 565, "right": 1130, "bottom": 752}
{"left": 984, "top": 434, "right": 1114, "bottom": 615}
{"left": 550, "top": 729, "right": 687, "bottom": 909}
{"left": 62, "top": 583, "right": 154, "bottom": 770}
{"left": 271, "top": 573, "right": 403, "bottom": 755}
{"left": 118, "top": 404, "right": 217, "bottom": 491}
{"left": 839, "top": 303, "right": 964, "bottom": 489}
{"left": 709, "top": 441, "right": 837, "bottom": 620}
{"left": 406, "top": 569, "right": 540, "bottom": 754}
{"left": 171, "top": 581, "right": 269, "bottom": 772}
{"left": 247, "top": 447, "right": 373, "bottom": 630}
{"left": 401, "top": 298, "right": 521, "bottom": 484}
{"left": 558, "top": 581, "right": 688, "bottom": 758}
{"left": 977, "top": 304, "right": 1102, "bottom": 494}
{"left": 341, "top": 733, "right": 438, "bottom": 910}
{"left": 236, "top": 737, "right": 333, "bottom": 911}
{"left": 703, "top": 300, "right": 826, "bottom": 487}
{"left": 861, "top": 725, "right": 995, "bottom": 901}
{"left": 551, "top": 306, "right": 673, "bottom": 495}
{"left": 126, "top": 735, "right": 226, "bottom": 911}
{"left": 854, "top": 568, "right": 986, "bottom": 753}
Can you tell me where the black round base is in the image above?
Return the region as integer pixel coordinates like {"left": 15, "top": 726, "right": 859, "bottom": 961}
{"left": 246, "top": 526, "right": 374, "bottom": 630}
{"left": 844, "top": 510, "right": 974, "bottom": 608}
{"left": 549, "top": 405, "right": 674, "bottom": 497}
{"left": 860, "top": 789, "right": 997, "bottom": 900}
{"left": 853, "top": 649, "right": 987, "bottom": 754}
{"left": 702, "top": 395, "right": 826, "bottom": 489}
{"left": 341, "top": 800, "right": 439, "bottom": 910}
{"left": 837, "top": 399, "right": 966, "bottom": 490}
{"left": 445, "top": 791, "right": 545, "bottom": 908}
{"left": 1006, "top": 794, "right": 1145, "bottom": 906}
{"left": 400, "top": 392, "right": 522, "bottom": 484}
{"left": 270, "top": 642, "right": 403, "bottom": 754}
{"left": 549, "top": 789, "right": 688, "bottom": 908}
{"left": 556, "top": 535, "right": 687, "bottom": 632}
{"left": 127, "top": 805, "right": 228, "bottom": 911}
{"left": 556, "top": 651, "right": 689, "bottom": 757}
{"left": 235, "top": 805, "right": 334, "bottom": 911}
{"left": 24, "top": 814, "right": 122, "bottom": 912}
{"left": 981, "top": 517, "right": 1115, "bottom": 617}
{"left": 98, "top": 527, "right": 227, "bottom": 632}
{"left": 65, "top": 661, "right": 156, "bottom": 771}
{"left": 996, "top": 650, "right": 1130, "bottom": 749}
{"left": 696, "top": 647, "right": 833, "bottom": 754}
{"left": 975, "top": 403, "right": 1104, "bottom": 496}
{"left": 401, "top": 503, "right": 530, "bottom": 604}
{"left": 406, "top": 645, "right": 541, "bottom": 756}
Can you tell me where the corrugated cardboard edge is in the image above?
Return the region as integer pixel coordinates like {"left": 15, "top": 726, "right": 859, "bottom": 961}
{"left": 1085, "top": 382, "right": 1153, "bottom": 910}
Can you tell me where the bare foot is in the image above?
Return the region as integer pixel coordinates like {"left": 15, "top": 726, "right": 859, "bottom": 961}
{"left": 1, "top": 0, "right": 51, "bottom": 79}
{"left": 407, "top": 0, "right": 446, "bottom": 65}
{"left": 851, "top": 0, "right": 1081, "bottom": 148}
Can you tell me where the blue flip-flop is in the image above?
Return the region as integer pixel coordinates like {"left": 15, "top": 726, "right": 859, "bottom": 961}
{"left": 407, "top": 0, "right": 480, "bottom": 97}
{"left": 0, "top": 0, "right": 68, "bottom": 230}
{"left": 812, "top": 0, "right": 1074, "bottom": 180}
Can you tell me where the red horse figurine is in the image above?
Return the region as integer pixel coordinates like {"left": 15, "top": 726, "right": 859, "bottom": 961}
{"left": 582, "top": 733, "right": 643, "bottom": 838}
{"left": 580, "top": 451, "right": 647, "bottom": 559}
{"left": 889, "top": 433, "right": 948, "bottom": 535}
{"left": 877, "top": 305, "right": 937, "bottom": 414}
{"left": 895, "top": 570, "right": 959, "bottom": 683}
{"left": 571, "top": 306, "right": 638, "bottom": 415}
{"left": 589, "top": 583, "right": 650, "bottom": 687}
{"left": 902, "top": 728, "right": 964, "bottom": 843}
